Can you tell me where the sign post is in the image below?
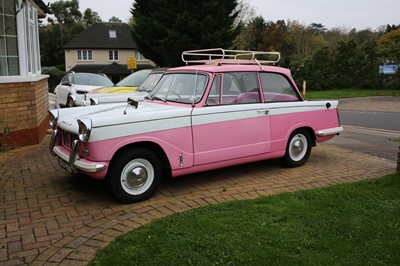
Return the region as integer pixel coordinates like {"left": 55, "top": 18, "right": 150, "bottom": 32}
{"left": 127, "top": 57, "right": 137, "bottom": 71}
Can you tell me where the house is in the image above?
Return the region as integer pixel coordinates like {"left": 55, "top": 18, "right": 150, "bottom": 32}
{"left": 0, "top": 0, "right": 52, "bottom": 149}
{"left": 63, "top": 22, "right": 154, "bottom": 83}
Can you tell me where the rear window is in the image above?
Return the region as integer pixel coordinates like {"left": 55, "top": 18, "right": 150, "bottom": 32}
{"left": 260, "top": 73, "right": 300, "bottom": 102}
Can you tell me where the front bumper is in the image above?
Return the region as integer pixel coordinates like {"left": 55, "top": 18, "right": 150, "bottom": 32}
{"left": 50, "top": 130, "right": 107, "bottom": 173}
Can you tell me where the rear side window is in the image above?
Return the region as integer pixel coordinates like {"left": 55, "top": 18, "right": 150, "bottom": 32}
{"left": 260, "top": 73, "right": 300, "bottom": 102}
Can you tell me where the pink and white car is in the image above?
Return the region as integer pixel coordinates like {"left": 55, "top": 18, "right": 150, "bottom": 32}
{"left": 49, "top": 49, "right": 343, "bottom": 203}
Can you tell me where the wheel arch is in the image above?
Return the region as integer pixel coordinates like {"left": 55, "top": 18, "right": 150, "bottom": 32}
{"left": 290, "top": 126, "right": 316, "bottom": 147}
{"left": 281, "top": 126, "right": 314, "bottom": 168}
{"left": 109, "top": 141, "right": 172, "bottom": 177}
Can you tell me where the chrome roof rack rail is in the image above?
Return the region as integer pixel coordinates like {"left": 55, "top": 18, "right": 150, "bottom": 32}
{"left": 182, "top": 48, "right": 280, "bottom": 66}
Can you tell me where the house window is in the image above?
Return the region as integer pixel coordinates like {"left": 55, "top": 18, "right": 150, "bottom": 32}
{"left": 109, "top": 30, "right": 116, "bottom": 38}
{"left": 109, "top": 50, "right": 118, "bottom": 61}
{"left": 26, "top": 4, "right": 40, "bottom": 75}
{"left": 77, "top": 50, "right": 93, "bottom": 61}
{"left": 0, "top": 0, "right": 19, "bottom": 76}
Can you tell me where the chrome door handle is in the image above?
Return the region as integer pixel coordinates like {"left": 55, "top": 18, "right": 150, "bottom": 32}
{"left": 257, "top": 109, "right": 269, "bottom": 115}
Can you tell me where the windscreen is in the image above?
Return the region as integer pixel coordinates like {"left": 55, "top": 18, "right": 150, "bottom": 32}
{"left": 148, "top": 73, "right": 208, "bottom": 104}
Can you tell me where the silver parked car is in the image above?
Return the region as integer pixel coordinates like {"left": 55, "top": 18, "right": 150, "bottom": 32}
{"left": 54, "top": 72, "right": 114, "bottom": 108}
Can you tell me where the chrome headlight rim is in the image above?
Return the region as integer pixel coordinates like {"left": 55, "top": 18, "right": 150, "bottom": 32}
{"left": 77, "top": 117, "right": 92, "bottom": 142}
{"left": 49, "top": 109, "right": 59, "bottom": 129}
{"left": 90, "top": 98, "right": 99, "bottom": 105}
{"left": 67, "top": 94, "right": 77, "bottom": 107}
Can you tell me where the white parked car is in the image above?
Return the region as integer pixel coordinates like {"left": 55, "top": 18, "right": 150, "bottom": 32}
{"left": 49, "top": 49, "right": 343, "bottom": 203}
{"left": 54, "top": 72, "right": 114, "bottom": 108}
{"left": 71, "top": 68, "right": 166, "bottom": 106}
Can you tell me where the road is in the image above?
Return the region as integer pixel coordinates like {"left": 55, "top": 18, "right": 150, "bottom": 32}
{"left": 327, "top": 97, "right": 400, "bottom": 161}
{"left": 340, "top": 110, "right": 400, "bottom": 131}
{"left": 328, "top": 125, "right": 400, "bottom": 161}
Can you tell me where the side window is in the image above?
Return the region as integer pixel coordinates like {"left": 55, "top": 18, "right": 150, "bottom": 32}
{"left": 207, "top": 72, "right": 261, "bottom": 105}
{"left": 221, "top": 73, "right": 240, "bottom": 104}
{"left": 232, "top": 72, "right": 261, "bottom": 104}
{"left": 261, "top": 73, "right": 300, "bottom": 102}
{"left": 207, "top": 75, "right": 221, "bottom": 105}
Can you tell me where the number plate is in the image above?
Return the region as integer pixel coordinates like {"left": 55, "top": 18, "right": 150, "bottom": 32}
{"left": 58, "top": 157, "right": 72, "bottom": 174}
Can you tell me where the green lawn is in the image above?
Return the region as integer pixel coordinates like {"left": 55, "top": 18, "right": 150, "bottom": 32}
{"left": 304, "top": 88, "right": 400, "bottom": 100}
{"left": 90, "top": 173, "right": 400, "bottom": 265}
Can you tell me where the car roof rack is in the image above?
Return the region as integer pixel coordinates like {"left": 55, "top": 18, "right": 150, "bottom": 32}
{"left": 181, "top": 48, "right": 280, "bottom": 66}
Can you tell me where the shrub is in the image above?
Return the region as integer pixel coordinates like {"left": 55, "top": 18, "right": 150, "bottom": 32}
{"left": 42, "top": 68, "right": 66, "bottom": 93}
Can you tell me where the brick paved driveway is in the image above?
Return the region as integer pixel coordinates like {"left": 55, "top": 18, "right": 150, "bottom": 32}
{"left": 0, "top": 133, "right": 396, "bottom": 265}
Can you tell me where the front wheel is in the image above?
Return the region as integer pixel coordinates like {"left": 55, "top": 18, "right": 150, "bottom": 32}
{"left": 108, "top": 148, "right": 162, "bottom": 203}
{"left": 282, "top": 130, "right": 312, "bottom": 168}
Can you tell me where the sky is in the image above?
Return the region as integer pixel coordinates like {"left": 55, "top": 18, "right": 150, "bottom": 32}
{"left": 49, "top": 0, "right": 400, "bottom": 31}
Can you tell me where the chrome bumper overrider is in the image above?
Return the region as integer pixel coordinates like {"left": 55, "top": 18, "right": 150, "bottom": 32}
{"left": 49, "top": 130, "right": 107, "bottom": 173}
{"left": 316, "top": 126, "right": 344, "bottom": 136}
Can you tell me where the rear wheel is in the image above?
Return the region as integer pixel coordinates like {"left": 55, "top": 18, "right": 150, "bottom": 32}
{"left": 108, "top": 148, "right": 162, "bottom": 203}
{"left": 282, "top": 130, "right": 312, "bottom": 168}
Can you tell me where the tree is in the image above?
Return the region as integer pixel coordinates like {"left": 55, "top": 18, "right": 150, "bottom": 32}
{"left": 83, "top": 8, "right": 102, "bottom": 27}
{"left": 322, "top": 27, "right": 351, "bottom": 50}
{"left": 299, "top": 46, "right": 333, "bottom": 90}
{"left": 131, "top": 0, "right": 240, "bottom": 66}
{"left": 46, "top": 0, "right": 83, "bottom": 48}
{"left": 331, "top": 40, "right": 362, "bottom": 88}
{"left": 378, "top": 28, "right": 400, "bottom": 63}
{"left": 258, "top": 20, "right": 291, "bottom": 65}
{"left": 40, "top": 0, "right": 86, "bottom": 67}
{"left": 385, "top": 24, "right": 400, "bottom": 33}
{"left": 286, "top": 20, "right": 326, "bottom": 62}
{"left": 109, "top": 16, "right": 122, "bottom": 23}
{"left": 310, "top": 23, "right": 327, "bottom": 35}
{"left": 234, "top": 0, "right": 256, "bottom": 26}
{"left": 47, "top": 0, "right": 82, "bottom": 26}
{"left": 234, "top": 16, "right": 266, "bottom": 50}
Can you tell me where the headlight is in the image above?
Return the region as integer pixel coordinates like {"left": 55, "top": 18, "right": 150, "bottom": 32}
{"left": 49, "top": 109, "right": 58, "bottom": 129}
{"left": 77, "top": 118, "right": 92, "bottom": 142}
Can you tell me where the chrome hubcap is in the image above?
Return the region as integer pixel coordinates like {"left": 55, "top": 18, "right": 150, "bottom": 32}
{"left": 126, "top": 166, "right": 148, "bottom": 189}
{"left": 121, "top": 158, "right": 154, "bottom": 195}
{"left": 289, "top": 134, "right": 307, "bottom": 161}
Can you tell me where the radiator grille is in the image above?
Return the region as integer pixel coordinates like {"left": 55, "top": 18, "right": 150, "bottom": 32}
{"left": 61, "top": 130, "right": 78, "bottom": 149}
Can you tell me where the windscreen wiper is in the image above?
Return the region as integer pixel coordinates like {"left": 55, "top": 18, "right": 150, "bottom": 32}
{"left": 152, "top": 96, "right": 166, "bottom": 102}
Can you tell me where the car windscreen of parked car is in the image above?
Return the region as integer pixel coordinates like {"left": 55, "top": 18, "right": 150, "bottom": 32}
{"left": 116, "top": 69, "right": 152, "bottom": 87}
{"left": 137, "top": 71, "right": 165, "bottom": 92}
{"left": 72, "top": 73, "right": 114, "bottom": 86}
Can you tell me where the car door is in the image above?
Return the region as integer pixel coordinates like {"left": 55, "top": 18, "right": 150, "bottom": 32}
{"left": 260, "top": 72, "right": 303, "bottom": 151}
{"left": 191, "top": 72, "right": 271, "bottom": 166}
